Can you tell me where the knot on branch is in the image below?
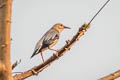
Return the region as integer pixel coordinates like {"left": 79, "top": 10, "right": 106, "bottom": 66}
{"left": 79, "top": 23, "right": 90, "bottom": 32}
{"left": 0, "top": 61, "right": 6, "bottom": 74}
{"left": 1, "top": 43, "right": 10, "bottom": 48}
{"left": 31, "top": 69, "right": 38, "bottom": 75}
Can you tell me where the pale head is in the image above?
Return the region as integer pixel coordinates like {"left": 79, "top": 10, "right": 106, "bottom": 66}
{"left": 52, "top": 23, "right": 71, "bottom": 33}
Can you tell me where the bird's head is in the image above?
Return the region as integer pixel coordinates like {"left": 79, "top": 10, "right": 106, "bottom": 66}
{"left": 52, "top": 23, "right": 71, "bottom": 33}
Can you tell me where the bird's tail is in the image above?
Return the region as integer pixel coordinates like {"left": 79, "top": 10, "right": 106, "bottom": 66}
{"left": 30, "top": 49, "right": 39, "bottom": 59}
{"left": 30, "top": 53, "right": 35, "bottom": 58}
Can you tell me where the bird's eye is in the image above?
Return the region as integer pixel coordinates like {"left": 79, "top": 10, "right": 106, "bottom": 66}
{"left": 60, "top": 24, "right": 63, "bottom": 26}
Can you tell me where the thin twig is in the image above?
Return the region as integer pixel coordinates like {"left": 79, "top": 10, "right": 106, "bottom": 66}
{"left": 99, "top": 70, "right": 120, "bottom": 80}
{"left": 12, "top": 59, "right": 21, "bottom": 70}
{"left": 13, "top": 24, "right": 90, "bottom": 80}
{"left": 13, "top": 0, "right": 111, "bottom": 80}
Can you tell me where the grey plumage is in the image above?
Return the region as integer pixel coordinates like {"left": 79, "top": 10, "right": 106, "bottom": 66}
{"left": 31, "top": 28, "right": 59, "bottom": 58}
{"left": 31, "top": 23, "right": 70, "bottom": 62}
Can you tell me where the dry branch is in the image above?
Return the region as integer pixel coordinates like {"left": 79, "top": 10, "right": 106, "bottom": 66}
{"left": 12, "top": 59, "right": 21, "bottom": 70}
{"left": 0, "top": 2, "right": 6, "bottom": 8}
{"left": 13, "top": 23, "right": 90, "bottom": 80}
{"left": 99, "top": 70, "right": 120, "bottom": 80}
{"left": 0, "top": 0, "right": 13, "bottom": 80}
{"left": 13, "top": 0, "right": 111, "bottom": 80}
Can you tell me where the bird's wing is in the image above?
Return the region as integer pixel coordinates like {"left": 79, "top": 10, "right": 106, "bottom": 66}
{"left": 31, "top": 36, "right": 45, "bottom": 58}
{"left": 34, "top": 36, "right": 44, "bottom": 53}
{"left": 31, "top": 29, "right": 59, "bottom": 58}
{"left": 43, "top": 29, "right": 59, "bottom": 45}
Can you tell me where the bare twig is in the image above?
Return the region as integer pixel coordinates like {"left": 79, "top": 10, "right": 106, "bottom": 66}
{"left": 99, "top": 70, "right": 120, "bottom": 80}
{"left": 12, "top": 59, "right": 21, "bottom": 70}
{"left": 13, "top": 24, "right": 90, "bottom": 80}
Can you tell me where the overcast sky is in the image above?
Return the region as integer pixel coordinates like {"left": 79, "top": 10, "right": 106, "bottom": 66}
{"left": 11, "top": 0, "right": 120, "bottom": 80}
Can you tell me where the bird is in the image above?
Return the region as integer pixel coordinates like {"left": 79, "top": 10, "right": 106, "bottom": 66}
{"left": 31, "top": 23, "right": 70, "bottom": 63}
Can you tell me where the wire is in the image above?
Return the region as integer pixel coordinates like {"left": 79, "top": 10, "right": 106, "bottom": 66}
{"left": 88, "top": 0, "right": 110, "bottom": 25}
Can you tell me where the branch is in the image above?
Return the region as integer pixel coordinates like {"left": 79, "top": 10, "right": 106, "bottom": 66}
{"left": 99, "top": 70, "right": 120, "bottom": 80}
{"left": 12, "top": 59, "right": 21, "bottom": 70}
{"left": 0, "top": 0, "right": 13, "bottom": 80}
{"left": 0, "top": 2, "right": 6, "bottom": 8}
{"left": 13, "top": 23, "right": 90, "bottom": 80}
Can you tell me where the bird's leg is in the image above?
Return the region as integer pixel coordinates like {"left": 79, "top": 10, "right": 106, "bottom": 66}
{"left": 49, "top": 48, "right": 57, "bottom": 51}
{"left": 48, "top": 47, "right": 59, "bottom": 59}
{"left": 40, "top": 52, "right": 45, "bottom": 63}
{"left": 40, "top": 52, "right": 52, "bottom": 66}
{"left": 48, "top": 47, "right": 59, "bottom": 52}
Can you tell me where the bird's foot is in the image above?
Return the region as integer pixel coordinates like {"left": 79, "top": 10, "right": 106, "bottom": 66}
{"left": 53, "top": 53, "right": 59, "bottom": 59}
{"left": 55, "top": 49, "right": 59, "bottom": 53}
{"left": 66, "top": 40, "right": 70, "bottom": 45}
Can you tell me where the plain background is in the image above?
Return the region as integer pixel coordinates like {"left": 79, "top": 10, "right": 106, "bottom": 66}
{"left": 11, "top": 0, "right": 120, "bottom": 80}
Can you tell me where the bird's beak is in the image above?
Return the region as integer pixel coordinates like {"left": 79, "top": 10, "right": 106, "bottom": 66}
{"left": 64, "top": 26, "right": 71, "bottom": 29}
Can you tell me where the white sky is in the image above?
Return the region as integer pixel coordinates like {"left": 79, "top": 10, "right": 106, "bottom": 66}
{"left": 11, "top": 0, "right": 120, "bottom": 80}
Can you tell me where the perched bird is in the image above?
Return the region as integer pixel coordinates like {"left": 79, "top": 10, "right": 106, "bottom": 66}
{"left": 31, "top": 23, "right": 70, "bottom": 63}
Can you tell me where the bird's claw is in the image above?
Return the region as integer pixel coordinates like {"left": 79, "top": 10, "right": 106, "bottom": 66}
{"left": 55, "top": 49, "right": 59, "bottom": 53}
{"left": 53, "top": 53, "right": 59, "bottom": 59}
{"left": 66, "top": 40, "right": 70, "bottom": 45}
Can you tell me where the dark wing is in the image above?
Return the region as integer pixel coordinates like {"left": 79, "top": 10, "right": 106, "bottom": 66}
{"left": 30, "top": 29, "right": 59, "bottom": 58}
{"left": 41, "top": 30, "right": 59, "bottom": 50}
